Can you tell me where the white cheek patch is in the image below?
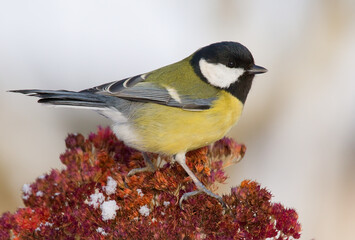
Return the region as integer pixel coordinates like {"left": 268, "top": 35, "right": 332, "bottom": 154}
{"left": 199, "top": 58, "right": 245, "bottom": 88}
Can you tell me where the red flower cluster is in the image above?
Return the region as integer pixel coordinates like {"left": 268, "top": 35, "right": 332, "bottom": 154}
{"left": 0, "top": 127, "right": 301, "bottom": 239}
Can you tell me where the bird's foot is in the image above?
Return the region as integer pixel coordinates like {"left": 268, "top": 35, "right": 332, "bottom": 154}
{"left": 174, "top": 152, "right": 227, "bottom": 209}
{"left": 127, "top": 165, "right": 156, "bottom": 176}
{"left": 179, "top": 190, "right": 201, "bottom": 209}
{"left": 179, "top": 188, "right": 227, "bottom": 209}
{"left": 127, "top": 152, "right": 156, "bottom": 177}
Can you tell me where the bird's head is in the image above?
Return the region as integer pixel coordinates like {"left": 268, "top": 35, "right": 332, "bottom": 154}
{"left": 191, "top": 41, "right": 267, "bottom": 103}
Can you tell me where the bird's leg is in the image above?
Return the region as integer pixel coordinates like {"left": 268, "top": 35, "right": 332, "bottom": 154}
{"left": 127, "top": 152, "right": 156, "bottom": 176}
{"left": 175, "top": 153, "right": 226, "bottom": 209}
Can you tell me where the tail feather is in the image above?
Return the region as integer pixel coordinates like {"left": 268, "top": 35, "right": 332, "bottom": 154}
{"left": 9, "top": 89, "right": 109, "bottom": 109}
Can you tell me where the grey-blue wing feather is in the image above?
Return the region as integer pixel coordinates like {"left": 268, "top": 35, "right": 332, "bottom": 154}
{"left": 81, "top": 74, "right": 146, "bottom": 94}
{"left": 81, "top": 74, "right": 215, "bottom": 110}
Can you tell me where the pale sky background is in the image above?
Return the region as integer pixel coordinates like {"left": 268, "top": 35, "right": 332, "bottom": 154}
{"left": 1, "top": 1, "right": 355, "bottom": 239}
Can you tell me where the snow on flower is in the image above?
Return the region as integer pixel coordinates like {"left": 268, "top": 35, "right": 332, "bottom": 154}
{"left": 86, "top": 189, "right": 105, "bottom": 209}
{"left": 104, "top": 176, "right": 117, "bottom": 195}
{"left": 22, "top": 183, "right": 32, "bottom": 200}
{"left": 139, "top": 205, "right": 150, "bottom": 217}
{"left": 36, "top": 191, "right": 43, "bottom": 197}
{"left": 96, "top": 227, "right": 107, "bottom": 236}
{"left": 100, "top": 200, "right": 120, "bottom": 221}
{"left": 22, "top": 183, "right": 32, "bottom": 195}
{"left": 136, "top": 188, "right": 144, "bottom": 197}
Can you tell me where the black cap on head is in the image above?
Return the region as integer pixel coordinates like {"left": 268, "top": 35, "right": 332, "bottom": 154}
{"left": 191, "top": 41, "right": 255, "bottom": 69}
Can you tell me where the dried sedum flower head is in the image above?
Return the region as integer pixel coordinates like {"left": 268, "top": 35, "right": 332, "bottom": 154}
{"left": 0, "top": 127, "right": 301, "bottom": 239}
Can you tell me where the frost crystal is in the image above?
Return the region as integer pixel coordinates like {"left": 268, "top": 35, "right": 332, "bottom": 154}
{"left": 22, "top": 195, "right": 29, "bottom": 200}
{"left": 36, "top": 191, "right": 44, "bottom": 197}
{"left": 104, "top": 176, "right": 117, "bottom": 195}
{"left": 136, "top": 188, "right": 144, "bottom": 197}
{"left": 100, "top": 200, "right": 120, "bottom": 221}
{"left": 139, "top": 205, "right": 150, "bottom": 217}
{"left": 22, "top": 184, "right": 32, "bottom": 195}
{"left": 86, "top": 189, "right": 105, "bottom": 209}
{"left": 96, "top": 227, "right": 108, "bottom": 236}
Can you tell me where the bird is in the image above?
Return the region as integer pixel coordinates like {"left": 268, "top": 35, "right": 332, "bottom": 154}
{"left": 10, "top": 41, "right": 267, "bottom": 208}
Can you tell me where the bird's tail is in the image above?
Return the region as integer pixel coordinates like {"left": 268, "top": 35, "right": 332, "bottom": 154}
{"left": 9, "top": 89, "right": 109, "bottom": 109}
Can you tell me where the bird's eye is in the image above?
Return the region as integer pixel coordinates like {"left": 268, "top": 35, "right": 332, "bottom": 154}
{"left": 227, "top": 59, "right": 236, "bottom": 68}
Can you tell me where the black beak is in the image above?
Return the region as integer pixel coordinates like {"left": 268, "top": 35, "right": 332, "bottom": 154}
{"left": 246, "top": 65, "right": 267, "bottom": 75}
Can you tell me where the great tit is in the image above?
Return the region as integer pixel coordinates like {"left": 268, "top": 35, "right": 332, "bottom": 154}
{"left": 11, "top": 41, "right": 267, "bottom": 208}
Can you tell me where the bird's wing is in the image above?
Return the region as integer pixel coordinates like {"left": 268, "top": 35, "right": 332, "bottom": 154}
{"left": 81, "top": 74, "right": 216, "bottom": 111}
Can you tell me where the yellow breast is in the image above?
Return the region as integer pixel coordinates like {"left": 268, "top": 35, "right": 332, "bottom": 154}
{"left": 132, "top": 91, "right": 243, "bottom": 155}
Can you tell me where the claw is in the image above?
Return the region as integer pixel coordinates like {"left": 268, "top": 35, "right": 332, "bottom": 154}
{"left": 179, "top": 190, "right": 202, "bottom": 209}
{"left": 175, "top": 153, "right": 227, "bottom": 209}
{"left": 127, "top": 165, "right": 155, "bottom": 176}
{"left": 179, "top": 189, "right": 227, "bottom": 209}
{"left": 127, "top": 152, "right": 156, "bottom": 176}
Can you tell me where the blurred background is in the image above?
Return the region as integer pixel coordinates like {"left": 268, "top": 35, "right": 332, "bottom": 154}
{"left": 1, "top": 0, "right": 354, "bottom": 239}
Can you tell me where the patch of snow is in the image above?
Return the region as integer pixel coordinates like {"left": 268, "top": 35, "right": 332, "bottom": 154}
{"left": 104, "top": 176, "right": 117, "bottom": 195}
{"left": 100, "top": 200, "right": 120, "bottom": 221}
{"left": 139, "top": 205, "right": 150, "bottom": 217}
{"left": 86, "top": 189, "right": 105, "bottom": 209}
